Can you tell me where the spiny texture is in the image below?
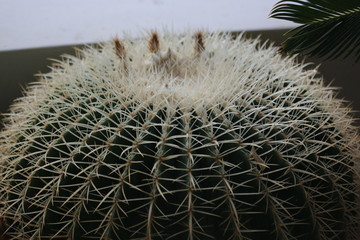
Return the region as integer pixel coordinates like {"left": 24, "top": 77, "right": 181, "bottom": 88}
{"left": 0, "top": 32, "right": 359, "bottom": 240}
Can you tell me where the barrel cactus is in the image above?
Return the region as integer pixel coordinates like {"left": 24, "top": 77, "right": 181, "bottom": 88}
{"left": 0, "top": 31, "right": 359, "bottom": 240}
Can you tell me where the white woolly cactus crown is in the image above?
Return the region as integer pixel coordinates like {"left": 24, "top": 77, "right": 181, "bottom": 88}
{"left": 5, "top": 32, "right": 330, "bottom": 113}
{"left": 0, "top": 31, "right": 359, "bottom": 240}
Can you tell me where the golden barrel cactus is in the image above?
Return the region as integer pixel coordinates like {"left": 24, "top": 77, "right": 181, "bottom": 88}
{"left": 0, "top": 32, "right": 359, "bottom": 240}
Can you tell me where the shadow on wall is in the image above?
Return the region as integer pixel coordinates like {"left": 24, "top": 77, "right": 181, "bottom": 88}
{"left": 0, "top": 29, "right": 359, "bottom": 129}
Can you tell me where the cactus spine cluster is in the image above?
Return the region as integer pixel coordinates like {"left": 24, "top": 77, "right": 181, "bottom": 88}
{"left": 0, "top": 31, "right": 359, "bottom": 240}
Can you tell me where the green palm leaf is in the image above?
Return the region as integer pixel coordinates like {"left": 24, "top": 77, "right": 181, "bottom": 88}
{"left": 270, "top": 0, "right": 360, "bottom": 61}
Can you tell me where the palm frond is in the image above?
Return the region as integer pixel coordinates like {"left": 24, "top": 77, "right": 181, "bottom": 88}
{"left": 270, "top": 0, "right": 360, "bottom": 62}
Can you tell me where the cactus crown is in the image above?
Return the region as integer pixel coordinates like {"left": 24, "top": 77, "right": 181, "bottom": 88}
{"left": 0, "top": 31, "right": 359, "bottom": 240}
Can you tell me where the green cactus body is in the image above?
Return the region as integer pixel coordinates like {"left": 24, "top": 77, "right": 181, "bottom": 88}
{"left": 0, "top": 32, "right": 359, "bottom": 240}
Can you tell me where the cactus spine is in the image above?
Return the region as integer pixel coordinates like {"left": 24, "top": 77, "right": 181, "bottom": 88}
{"left": 0, "top": 31, "right": 359, "bottom": 240}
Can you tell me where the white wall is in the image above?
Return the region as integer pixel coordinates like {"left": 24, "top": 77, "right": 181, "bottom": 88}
{"left": 0, "top": 0, "right": 296, "bottom": 51}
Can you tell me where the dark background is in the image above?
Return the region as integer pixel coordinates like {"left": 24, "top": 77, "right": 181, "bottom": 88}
{"left": 0, "top": 29, "right": 359, "bottom": 129}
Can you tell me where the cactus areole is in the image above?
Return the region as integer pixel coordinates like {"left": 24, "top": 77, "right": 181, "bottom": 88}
{"left": 0, "top": 32, "right": 359, "bottom": 240}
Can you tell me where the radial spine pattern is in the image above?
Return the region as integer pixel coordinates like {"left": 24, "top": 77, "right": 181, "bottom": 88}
{"left": 0, "top": 31, "right": 359, "bottom": 240}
